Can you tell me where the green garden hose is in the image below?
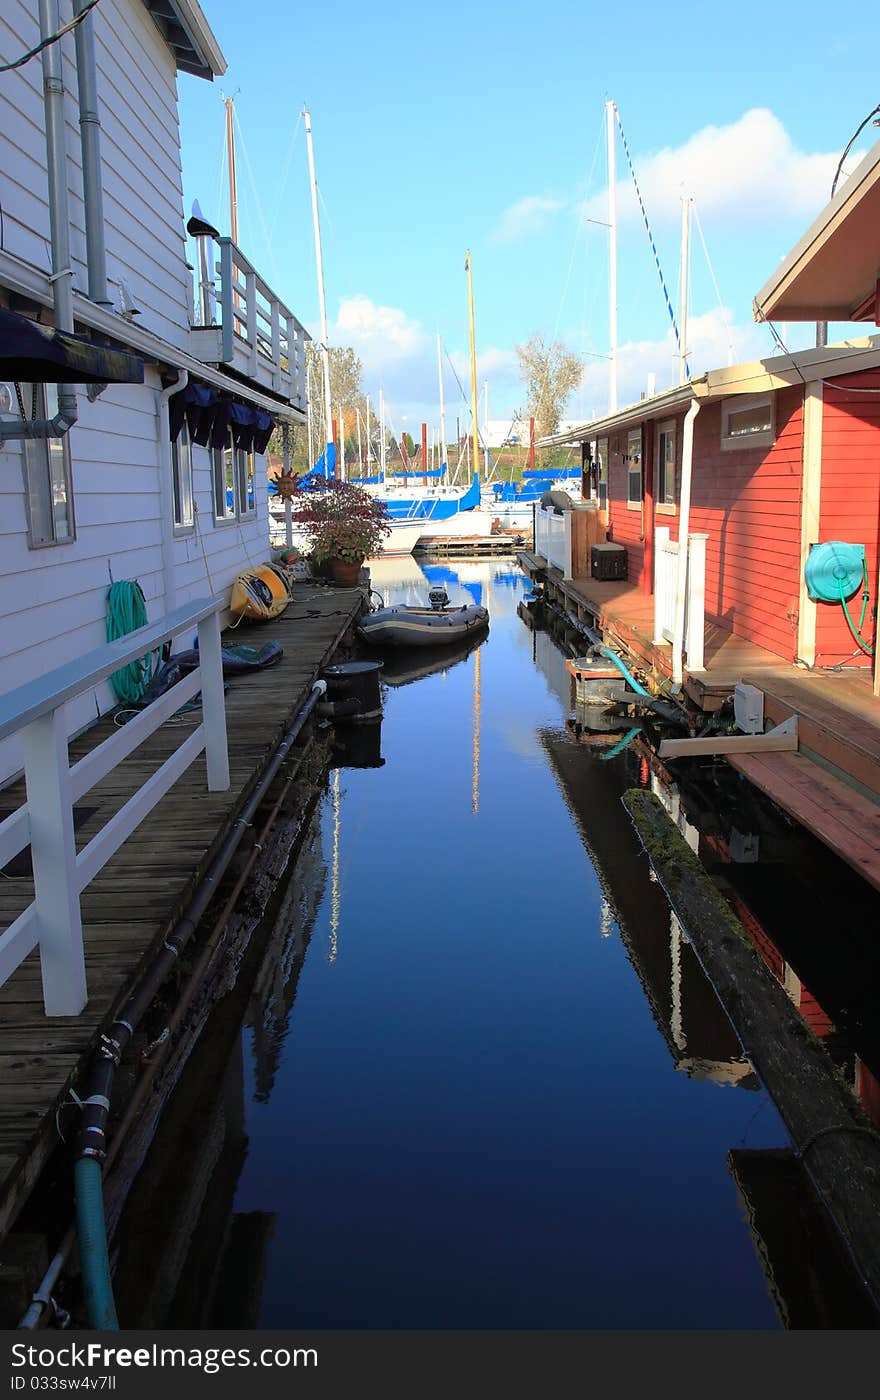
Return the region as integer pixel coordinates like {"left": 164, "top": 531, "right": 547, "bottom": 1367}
{"left": 106, "top": 580, "right": 158, "bottom": 704}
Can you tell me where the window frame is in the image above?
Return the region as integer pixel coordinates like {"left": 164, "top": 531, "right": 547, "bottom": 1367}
{"left": 212, "top": 428, "right": 258, "bottom": 523}
{"left": 720, "top": 393, "right": 775, "bottom": 451}
{"left": 625, "top": 426, "right": 643, "bottom": 509}
{"left": 236, "top": 443, "right": 257, "bottom": 518}
{"left": 171, "top": 417, "right": 194, "bottom": 534}
{"left": 212, "top": 432, "right": 238, "bottom": 524}
{"left": 656, "top": 418, "right": 677, "bottom": 513}
{"left": 596, "top": 436, "right": 608, "bottom": 511}
{"left": 1, "top": 381, "right": 76, "bottom": 549}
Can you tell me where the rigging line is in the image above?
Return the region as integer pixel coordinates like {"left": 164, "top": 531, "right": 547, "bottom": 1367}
{"left": 553, "top": 109, "right": 606, "bottom": 344}
{"left": 613, "top": 106, "right": 683, "bottom": 356}
{"left": 691, "top": 200, "right": 735, "bottom": 364}
{"left": 232, "top": 108, "right": 282, "bottom": 288}
{"left": 0, "top": 0, "right": 101, "bottom": 73}
{"left": 267, "top": 111, "right": 304, "bottom": 239}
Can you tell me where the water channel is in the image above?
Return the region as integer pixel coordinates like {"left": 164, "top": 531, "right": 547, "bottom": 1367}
{"left": 112, "top": 556, "right": 880, "bottom": 1329}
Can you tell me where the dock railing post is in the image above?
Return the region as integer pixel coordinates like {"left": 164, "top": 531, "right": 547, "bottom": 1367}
{"left": 22, "top": 709, "right": 88, "bottom": 1015}
{"left": 563, "top": 511, "right": 574, "bottom": 580}
{"left": 653, "top": 526, "right": 670, "bottom": 644}
{"left": 685, "top": 532, "right": 708, "bottom": 672}
{"left": 197, "top": 608, "right": 230, "bottom": 792}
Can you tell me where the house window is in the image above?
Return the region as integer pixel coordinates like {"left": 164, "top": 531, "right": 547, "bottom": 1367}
{"left": 1, "top": 381, "right": 75, "bottom": 547}
{"left": 721, "top": 394, "right": 774, "bottom": 450}
{"left": 171, "top": 419, "right": 194, "bottom": 530}
{"left": 656, "top": 420, "right": 676, "bottom": 507}
{"left": 237, "top": 446, "right": 256, "bottom": 516}
{"left": 213, "top": 430, "right": 256, "bottom": 521}
{"left": 596, "top": 437, "right": 608, "bottom": 510}
{"left": 626, "top": 427, "right": 642, "bottom": 505}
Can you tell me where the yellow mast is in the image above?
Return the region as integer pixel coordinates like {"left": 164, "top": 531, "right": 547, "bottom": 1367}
{"left": 224, "top": 96, "right": 238, "bottom": 244}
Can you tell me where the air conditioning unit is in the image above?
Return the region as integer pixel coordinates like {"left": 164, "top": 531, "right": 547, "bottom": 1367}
{"left": 591, "top": 542, "right": 627, "bottom": 581}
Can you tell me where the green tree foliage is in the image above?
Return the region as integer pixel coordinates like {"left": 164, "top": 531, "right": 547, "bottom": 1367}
{"left": 515, "top": 333, "right": 583, "bottom": 438}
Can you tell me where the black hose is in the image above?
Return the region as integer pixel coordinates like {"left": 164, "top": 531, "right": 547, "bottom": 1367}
{"left": 73, "top": 678, "right": 327, "bottom": 1164}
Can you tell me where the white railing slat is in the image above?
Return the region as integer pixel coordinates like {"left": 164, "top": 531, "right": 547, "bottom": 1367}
{"left": 0, "top": 805, "right": 30, "bottom": 869}
{"left": 69, "top": 669, "right": 202, "bottom": 803}
{"left": 75, "top": 726, "right": 206, "bottom": 893}
{"left": 0, "top": 907, "right": 40, "bottom": 985}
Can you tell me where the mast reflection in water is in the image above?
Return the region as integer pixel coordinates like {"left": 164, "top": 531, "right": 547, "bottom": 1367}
{"left": 113, "top": 557, "right": 880, "bottom": 1329}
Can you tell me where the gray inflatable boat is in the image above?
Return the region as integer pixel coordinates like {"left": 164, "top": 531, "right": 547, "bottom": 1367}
{"left": 358, "top": 601, "right": 489, "bottom": 647}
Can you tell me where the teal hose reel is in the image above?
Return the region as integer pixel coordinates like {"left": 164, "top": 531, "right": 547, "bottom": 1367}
{"left": 804, "top": 541, "right": 874, "bottom": 655}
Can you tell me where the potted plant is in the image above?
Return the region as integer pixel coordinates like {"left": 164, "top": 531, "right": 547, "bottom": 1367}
{"left": 290, "top": 478, "right": 391, "bottom": 584}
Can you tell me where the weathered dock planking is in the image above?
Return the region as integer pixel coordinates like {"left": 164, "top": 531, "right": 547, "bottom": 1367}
{"left": 0, "top": 584, "right": 364, "bottom": 1246}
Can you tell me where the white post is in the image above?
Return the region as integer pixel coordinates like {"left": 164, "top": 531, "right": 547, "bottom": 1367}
{"left": 563, "top": 510, "right": 573, "bottom": 580}
{"left": 197, "top": 609, "right": 230, "bottom": 791}
{"left": 606, "top": 99, "right": 618, "bottom": 414}
{"left": 653, "top": 525, "right": 671, "bottom": 644}
{"left": 672, "top": 399, "right": 701, "bottom": 685}
{"left": 685, "top": 532, "right": 708, "bottom": 672}
{"left": 22, "top": 709, "right": 87, "bottom": 1015}
{"left": 679, "top": 193, "right": 691, "bottom": 386}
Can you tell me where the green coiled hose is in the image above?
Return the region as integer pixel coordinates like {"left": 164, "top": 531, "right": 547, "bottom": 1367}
{"left": 106, "top": 580, "right": 158, "bottom": 704}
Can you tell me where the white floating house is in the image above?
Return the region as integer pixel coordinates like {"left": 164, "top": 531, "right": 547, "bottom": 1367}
{"left": 0, "top": 0, "right": 308, "bottom": 786}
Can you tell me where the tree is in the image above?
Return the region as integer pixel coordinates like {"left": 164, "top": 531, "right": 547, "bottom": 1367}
{"left": 515, "top": 333, "right": 583, "bottom": 439}
{"left": 306, "top": 343, "right": 364, "bottom": 434}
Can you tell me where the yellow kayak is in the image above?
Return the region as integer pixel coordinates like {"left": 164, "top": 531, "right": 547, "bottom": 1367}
{"left": 229, "top": 564, "right": 292, "bottom": 622}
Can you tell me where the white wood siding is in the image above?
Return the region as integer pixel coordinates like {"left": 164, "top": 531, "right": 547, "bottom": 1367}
{"left": 0, "top": 0, "right": 192, "bottom": 347}
{"left": 0, "top": 371, "right": 273, "bottom": 786}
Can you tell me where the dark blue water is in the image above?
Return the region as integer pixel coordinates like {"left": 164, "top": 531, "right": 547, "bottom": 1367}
{"left": 221, "top": 556, "right": 786, "bottom": 1329}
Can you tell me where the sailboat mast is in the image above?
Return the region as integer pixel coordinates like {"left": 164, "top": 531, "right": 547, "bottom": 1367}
{"left": 379, "top": 389, "right": 386, "bottom": 479}
{"left": 466, "top": 250, "right": 479, "bottom": 479}
{"left": 436, "top": 332, "right": 448, "bottom": 476}
{"left": 225, "top": 97, "right": 239, "bottom": 244}
{"left": 678, "top": 193, "right": 691, "bottom": 386}
{"left": 303, "top": 107, "right": 334, "bottom": 473}
{"left": 605, "top": 99, "right": 618, "bottom": 413}
{"left": 365, "top": 395, "right": 372, "bottom": 463}
{"left": 483, "top": 379, "right": 489, "bottom": 474}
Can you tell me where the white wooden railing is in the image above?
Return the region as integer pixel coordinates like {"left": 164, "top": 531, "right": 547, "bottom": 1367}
{"left": 653, "top": 527, "right": 708, "bottom": 672}
{"left": 0, "top": 597, "right": 229, "bottom": 1017}
{"left": 190, "top": 238, "right": 307, "bottom": 409}
{"left": 535, "top": 504, "right": 574, "bottom": 578}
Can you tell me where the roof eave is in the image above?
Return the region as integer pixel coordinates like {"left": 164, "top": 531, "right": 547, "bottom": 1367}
{"left": 142, "top": 0, "right": 227, "bottom": 81}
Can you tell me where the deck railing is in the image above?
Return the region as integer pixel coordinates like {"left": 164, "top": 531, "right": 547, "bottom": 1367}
{"left": 653, "top": 527, "right": 708, "bottom": 672}
{"left": 191, "top": 238, "right": 308, "bottom": 408}
{"left": 0, "top": 597, "right": 229, "bottom": 1017}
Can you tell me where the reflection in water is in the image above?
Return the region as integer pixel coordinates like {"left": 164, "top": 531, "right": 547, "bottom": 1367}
{"left": 115, "top": 555, "right": 880, "bottom": 1329}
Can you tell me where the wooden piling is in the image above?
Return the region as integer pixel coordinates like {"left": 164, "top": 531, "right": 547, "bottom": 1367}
{"left": 622, "top": 787, "right": 880, "bottom": 1317}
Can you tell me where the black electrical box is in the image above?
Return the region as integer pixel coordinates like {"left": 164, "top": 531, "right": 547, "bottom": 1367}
{"left": 591, "top": 542, "right": 627, "bottom": 581}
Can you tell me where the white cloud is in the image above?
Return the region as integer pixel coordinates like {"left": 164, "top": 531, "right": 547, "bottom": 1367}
{"left": 491, "top": 194, "right": 564, "bottom": 243}
{"left": 583, "top": 108, "right": 839, "bottom": 226}
{"left": 334, "top": 294, "right": 428, "bottom": 363}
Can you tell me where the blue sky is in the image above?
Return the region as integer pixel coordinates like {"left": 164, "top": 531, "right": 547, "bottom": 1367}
{"left": 178, "top": 0, "right": 878, "bottom": 433}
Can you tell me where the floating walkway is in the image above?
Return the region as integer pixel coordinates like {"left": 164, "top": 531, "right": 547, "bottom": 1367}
{"left": 0, "top": 585, "right": 364, "bottom": 1248}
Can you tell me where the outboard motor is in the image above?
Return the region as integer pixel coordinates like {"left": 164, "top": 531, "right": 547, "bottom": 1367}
{"left": 428, "top": 586, "right": 450, "bottom": 610}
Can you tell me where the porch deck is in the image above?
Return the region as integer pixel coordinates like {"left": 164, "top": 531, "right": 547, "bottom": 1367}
{"left": 0, "top": 584, "right": 364, "bottom": 1247}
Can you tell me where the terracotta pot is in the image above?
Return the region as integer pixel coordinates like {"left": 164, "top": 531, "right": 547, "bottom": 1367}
{"left": 329, "top": 556, "right": 363, "bottom": 585}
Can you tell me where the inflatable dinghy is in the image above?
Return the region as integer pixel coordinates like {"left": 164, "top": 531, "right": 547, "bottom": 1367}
{"left": 358, "top": 601, "right": 489, "bottom": 647}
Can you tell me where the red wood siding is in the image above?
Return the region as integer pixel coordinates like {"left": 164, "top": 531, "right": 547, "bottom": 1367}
{"left": 606, "top": 429, "right": 645, "bottom": 584}
{"left": 815, "top": 372, "right": 880, "bottom": 667}
{"left": 688, "top": 391, "right": 804, "bottom": 661}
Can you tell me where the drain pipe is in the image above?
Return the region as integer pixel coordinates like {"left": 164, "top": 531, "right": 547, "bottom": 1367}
{"left": 72, "top": 0, "right": 109, "bottom": 305}
{"left": 1, "top": 0, "right": 77, "bottom": 445}
{"left": 66, "top": 678, "right": 327, "bottom": 1329}
{"left": 157, "top": 370, "right": 188, "bottom": 618}
{"left": 671, "top": 398, "right": 700, "bottom": 687}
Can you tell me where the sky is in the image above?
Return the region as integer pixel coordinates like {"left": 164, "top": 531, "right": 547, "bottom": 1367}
{"left": 178, "top": 0, "right": 880, "bottom": 438}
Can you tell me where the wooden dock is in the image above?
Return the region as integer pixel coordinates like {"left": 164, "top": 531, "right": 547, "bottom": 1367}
{"left": 518, "top": 550, "right": 880, "bottom": 894}
{"left": 416, "top": 534, "right": 524, "bottom": 557}
{"left": 0, "top": 584, "right": 364, "bottom": 1246}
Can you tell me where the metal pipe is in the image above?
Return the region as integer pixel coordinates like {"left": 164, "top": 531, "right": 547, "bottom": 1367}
{"left": 73, "top": 0, "right": 109, "bottom": 305}
{"left": 1, "top": 0, "right": 79, "bottom": 443}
